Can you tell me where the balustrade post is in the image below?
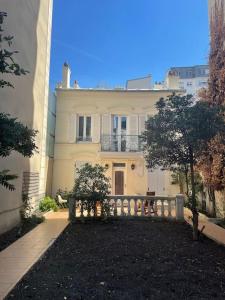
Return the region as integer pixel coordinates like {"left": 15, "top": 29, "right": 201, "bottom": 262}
{"left": 176, "top": 194, "right": 184, "bottom": 220}
{"left": 161, "top": 200, "right": 165, "bottom": 217}
{"left": 68, "top": 197, "right": 76, "bottom": 222}
{"left": 154, "top": 200, "right": 158, "bottom": 216}
{"left": 114, "top": 200, "right": 117, "bottom": 216}
{"left": 80, "top": 202, "right": 84, "bottom": 219}
{"left": 147, "top": 200, "right": 151, "bottom": 217}
{"left": 168, "top": 200, "right": 172, "bottom": 217}
{"left": 141, "top": 200, "right": 145, "bottom": 216}
{"left": 94, "top": 202, "right": 97, "bottom": 217}
{"left": 121, "top": 200, "right": 124, "bottom": 216}
{"left": 128, "top": 199, "right": 131, "bottom": 216}
{"left": 134, "top": 200, "right": 138, "bottom": 216}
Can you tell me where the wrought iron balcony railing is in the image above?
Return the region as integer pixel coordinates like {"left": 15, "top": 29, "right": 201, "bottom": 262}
{"left": 101, "top": 135, "right": 142, "bottom": 152}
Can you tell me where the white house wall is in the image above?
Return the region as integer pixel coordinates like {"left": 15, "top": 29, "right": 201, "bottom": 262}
{"left": 53, "top": 89, "right": 181, "bottom": 197}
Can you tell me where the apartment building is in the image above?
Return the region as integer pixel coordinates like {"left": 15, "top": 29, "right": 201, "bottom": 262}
{"left": 166, "top": 65, "right": 209, "bottom": 95}
{"left": 0, "top": 0, "right": 53, "bottom": 233}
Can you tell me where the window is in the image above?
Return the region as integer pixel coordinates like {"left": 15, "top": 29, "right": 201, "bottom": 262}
{"left": 77, "top": 116, "right": 92, "bottom": 142}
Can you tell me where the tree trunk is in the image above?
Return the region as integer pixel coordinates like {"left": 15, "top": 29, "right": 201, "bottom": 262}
{"left": 190, "top": 150, "right": 199, "bottom": 241}
{"left": 208, "top": 187, "right": 216, "bottom": 217}
{"left": 179, "top": 172, "right": 184, "bottom": 194}
{"left": 185, "top": 168, "right": 189, "bottom": 197}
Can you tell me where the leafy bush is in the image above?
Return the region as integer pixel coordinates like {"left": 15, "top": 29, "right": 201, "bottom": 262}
{"left": 39, "top": 197, "right": 58, "bottom": 212}
{"left": 73, "top": 163, "right": 111, "bottom": 218}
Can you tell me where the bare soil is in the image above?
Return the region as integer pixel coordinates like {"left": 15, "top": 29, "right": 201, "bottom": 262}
{"left": 7, "top": 219, "right": 225, "bottom": 299}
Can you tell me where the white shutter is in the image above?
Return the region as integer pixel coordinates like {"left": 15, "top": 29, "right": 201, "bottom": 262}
{"left": 128, "top": 115, "right": 138, "bottom": 135}
{"left": 128, "top": 115, "right": 138, "bottom": 151}
{"left": 139, "top": 115, "right": 146, "bottom": 135}
{"left": 68, "top": 113, "right": 77, "bottom": 143}
{"left": 102, "top": 114, "right": 111, "bottom": 135}
{"left": 91, "top": 114, "right": 100, "bottom": 143}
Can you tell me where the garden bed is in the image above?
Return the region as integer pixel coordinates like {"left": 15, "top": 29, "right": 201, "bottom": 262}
{"left": 7, "top": 219, "right": 225, "bottom": 299}
{"left": 0, "top": 215, "right": 44, "bottom": 252}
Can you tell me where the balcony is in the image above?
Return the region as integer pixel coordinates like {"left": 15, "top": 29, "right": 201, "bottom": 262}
{"left": 101, "top": 135, "right": 142, "bottom": 152}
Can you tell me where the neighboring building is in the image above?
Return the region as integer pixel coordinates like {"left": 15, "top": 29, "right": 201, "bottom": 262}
{"left": 52, "top": 64, "right": 180, "bottom": 197}
{"left": 46, "top": 92, "right": 57, "bottom": 195}
{"left": 126, "top": 75, "right": 152, "bottom": 90}
{"left": 0, "top": 0, "right": 53, "bottom": 234}
{"left": 165, "top": 65, "right": 209, "bottom": 95}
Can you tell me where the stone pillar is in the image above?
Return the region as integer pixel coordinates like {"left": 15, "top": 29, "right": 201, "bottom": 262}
{"left": 176, "top": 194, "right": 185, "bottom": 221}
{"left": 68, "top": 197, "right": 75, "bottom": 222}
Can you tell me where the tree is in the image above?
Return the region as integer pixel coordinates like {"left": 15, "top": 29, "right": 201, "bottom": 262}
{"left": 73, "top": 163, "right": 111, "bottom": 218}
{"left": 0, "top": 12, "right": 37, "bottom": 190}
{"left": 0, "top": 12, "right": 28, "bottom": 88}
{"left": 197, "top": 0, "right": 225, "bottom": 213}
{"left": 142, "top": 93, "right": 225, "bottom": 240}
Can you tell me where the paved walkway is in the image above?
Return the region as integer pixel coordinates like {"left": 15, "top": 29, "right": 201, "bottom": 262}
{"left": 0, "top": 212, "right": 68, "bottom": 299}
{"left": 184, "top": 208, "right": 225, "bottom": 246}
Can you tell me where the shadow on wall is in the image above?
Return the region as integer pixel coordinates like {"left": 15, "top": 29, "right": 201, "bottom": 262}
{"left": 0, "top": 0, "right": 41, "bottom": 234}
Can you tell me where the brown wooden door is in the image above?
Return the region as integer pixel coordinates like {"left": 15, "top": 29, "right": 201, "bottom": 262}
{"left": 115, "top": 171, "right": 124, "bottom": 195}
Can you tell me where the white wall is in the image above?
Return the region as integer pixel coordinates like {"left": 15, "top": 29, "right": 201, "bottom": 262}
{"left": 0, "top": 0, "right": 53, "bottom": 234}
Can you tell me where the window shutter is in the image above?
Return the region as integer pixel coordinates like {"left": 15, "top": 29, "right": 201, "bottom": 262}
{"left": 139, "top": 115, "right": 146, "bottom": 135}
{"left": 127, "top": 115, "right": 138, "bottom": 151}
{"left": 68, "top": 113, "right": 77, "bottom": 143}
{"left": 102, "top": 114, "right": 111, "bottom": 135}
{"left": 128, "top": 115, "right": 138, "bottom": 135}
{"left": 91, "top": 114, "right": 100, "bottom": 143}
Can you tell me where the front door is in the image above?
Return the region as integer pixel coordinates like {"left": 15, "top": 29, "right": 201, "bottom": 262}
{"left": 115, "top": 171, "right": 124, "bottom": 195}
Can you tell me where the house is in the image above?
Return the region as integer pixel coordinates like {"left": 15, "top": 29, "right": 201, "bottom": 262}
{"left": 52, "top": 64, "right": 181, "bottom": 196}
{"left": 0, "top": 0, "right": 53, "bottom": 234}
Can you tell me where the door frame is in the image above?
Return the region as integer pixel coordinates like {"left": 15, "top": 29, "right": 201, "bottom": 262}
{"left": 112, "top": 166, "right": 127, "bottom": 195}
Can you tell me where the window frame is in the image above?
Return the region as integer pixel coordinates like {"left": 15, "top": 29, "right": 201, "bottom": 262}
{"left": 77, "top": 115, "right": 92, "bottom": 143}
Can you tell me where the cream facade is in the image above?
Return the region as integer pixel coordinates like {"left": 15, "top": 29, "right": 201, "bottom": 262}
{"left": 53, "top": 67, "right": 180, "bottom": 197}
{"left": 0, "top": 0, "right": 53, "bottom": 233}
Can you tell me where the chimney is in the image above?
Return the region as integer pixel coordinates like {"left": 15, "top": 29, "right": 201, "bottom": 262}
{"left": 62, "top": 62, "right": 71, "bottom": 88}
{"left": 74, "top": 80, "right": 80, "bottom": 89}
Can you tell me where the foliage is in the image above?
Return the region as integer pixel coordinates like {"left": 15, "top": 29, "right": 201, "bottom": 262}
{"left": 73, "top": 163, "right": 111, "bottom": 218}
{"left": 39, "top": 197, "right": 58, "bottom": 212}
{"left": 0, "top": 113, "right": 37, "bottom": 190}
{"left": 0, "top": 113, "right": 38, "bottom": 158}
{"left": 20, "top": 193, "right": 33, "bottom": 219}
{"left": 171, "top": 169, "right": 204, "bottom": 196}
{"left": 142, "top": 93, "right": 225, "bottom": 240}
{"left": 0, "top": 12, "right": 28, "bottom": 89}
{"left": 197, "top": 1, "right": 225, "bottom": 199}
{"left": 0, "top": 169, "right": 18, "bottom": 191}
{"left": 0, "top": 12, "right": 37, "bottom": 190}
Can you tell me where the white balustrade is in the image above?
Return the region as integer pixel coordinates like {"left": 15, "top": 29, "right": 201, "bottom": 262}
{"left": 68, "top": 195, "right": 184, "bottom": 221}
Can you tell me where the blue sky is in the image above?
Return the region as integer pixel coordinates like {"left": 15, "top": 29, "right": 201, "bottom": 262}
{"left": 50, "top": 0, "right": 209, "bottom": 90}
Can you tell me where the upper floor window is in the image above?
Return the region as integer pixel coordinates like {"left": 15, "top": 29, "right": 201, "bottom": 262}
{"left": 77, "top": 115, "right": 92, "bottom": 142}
{"left": 112, "top": 115, "right": 127, "bottom": 135}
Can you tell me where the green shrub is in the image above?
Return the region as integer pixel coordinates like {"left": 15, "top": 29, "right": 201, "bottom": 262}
{"left": 73, "top": 163, "right": 111, "bottom": 218}
{"left": 39, "top": 196, "right": 58, "bottom": 212}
